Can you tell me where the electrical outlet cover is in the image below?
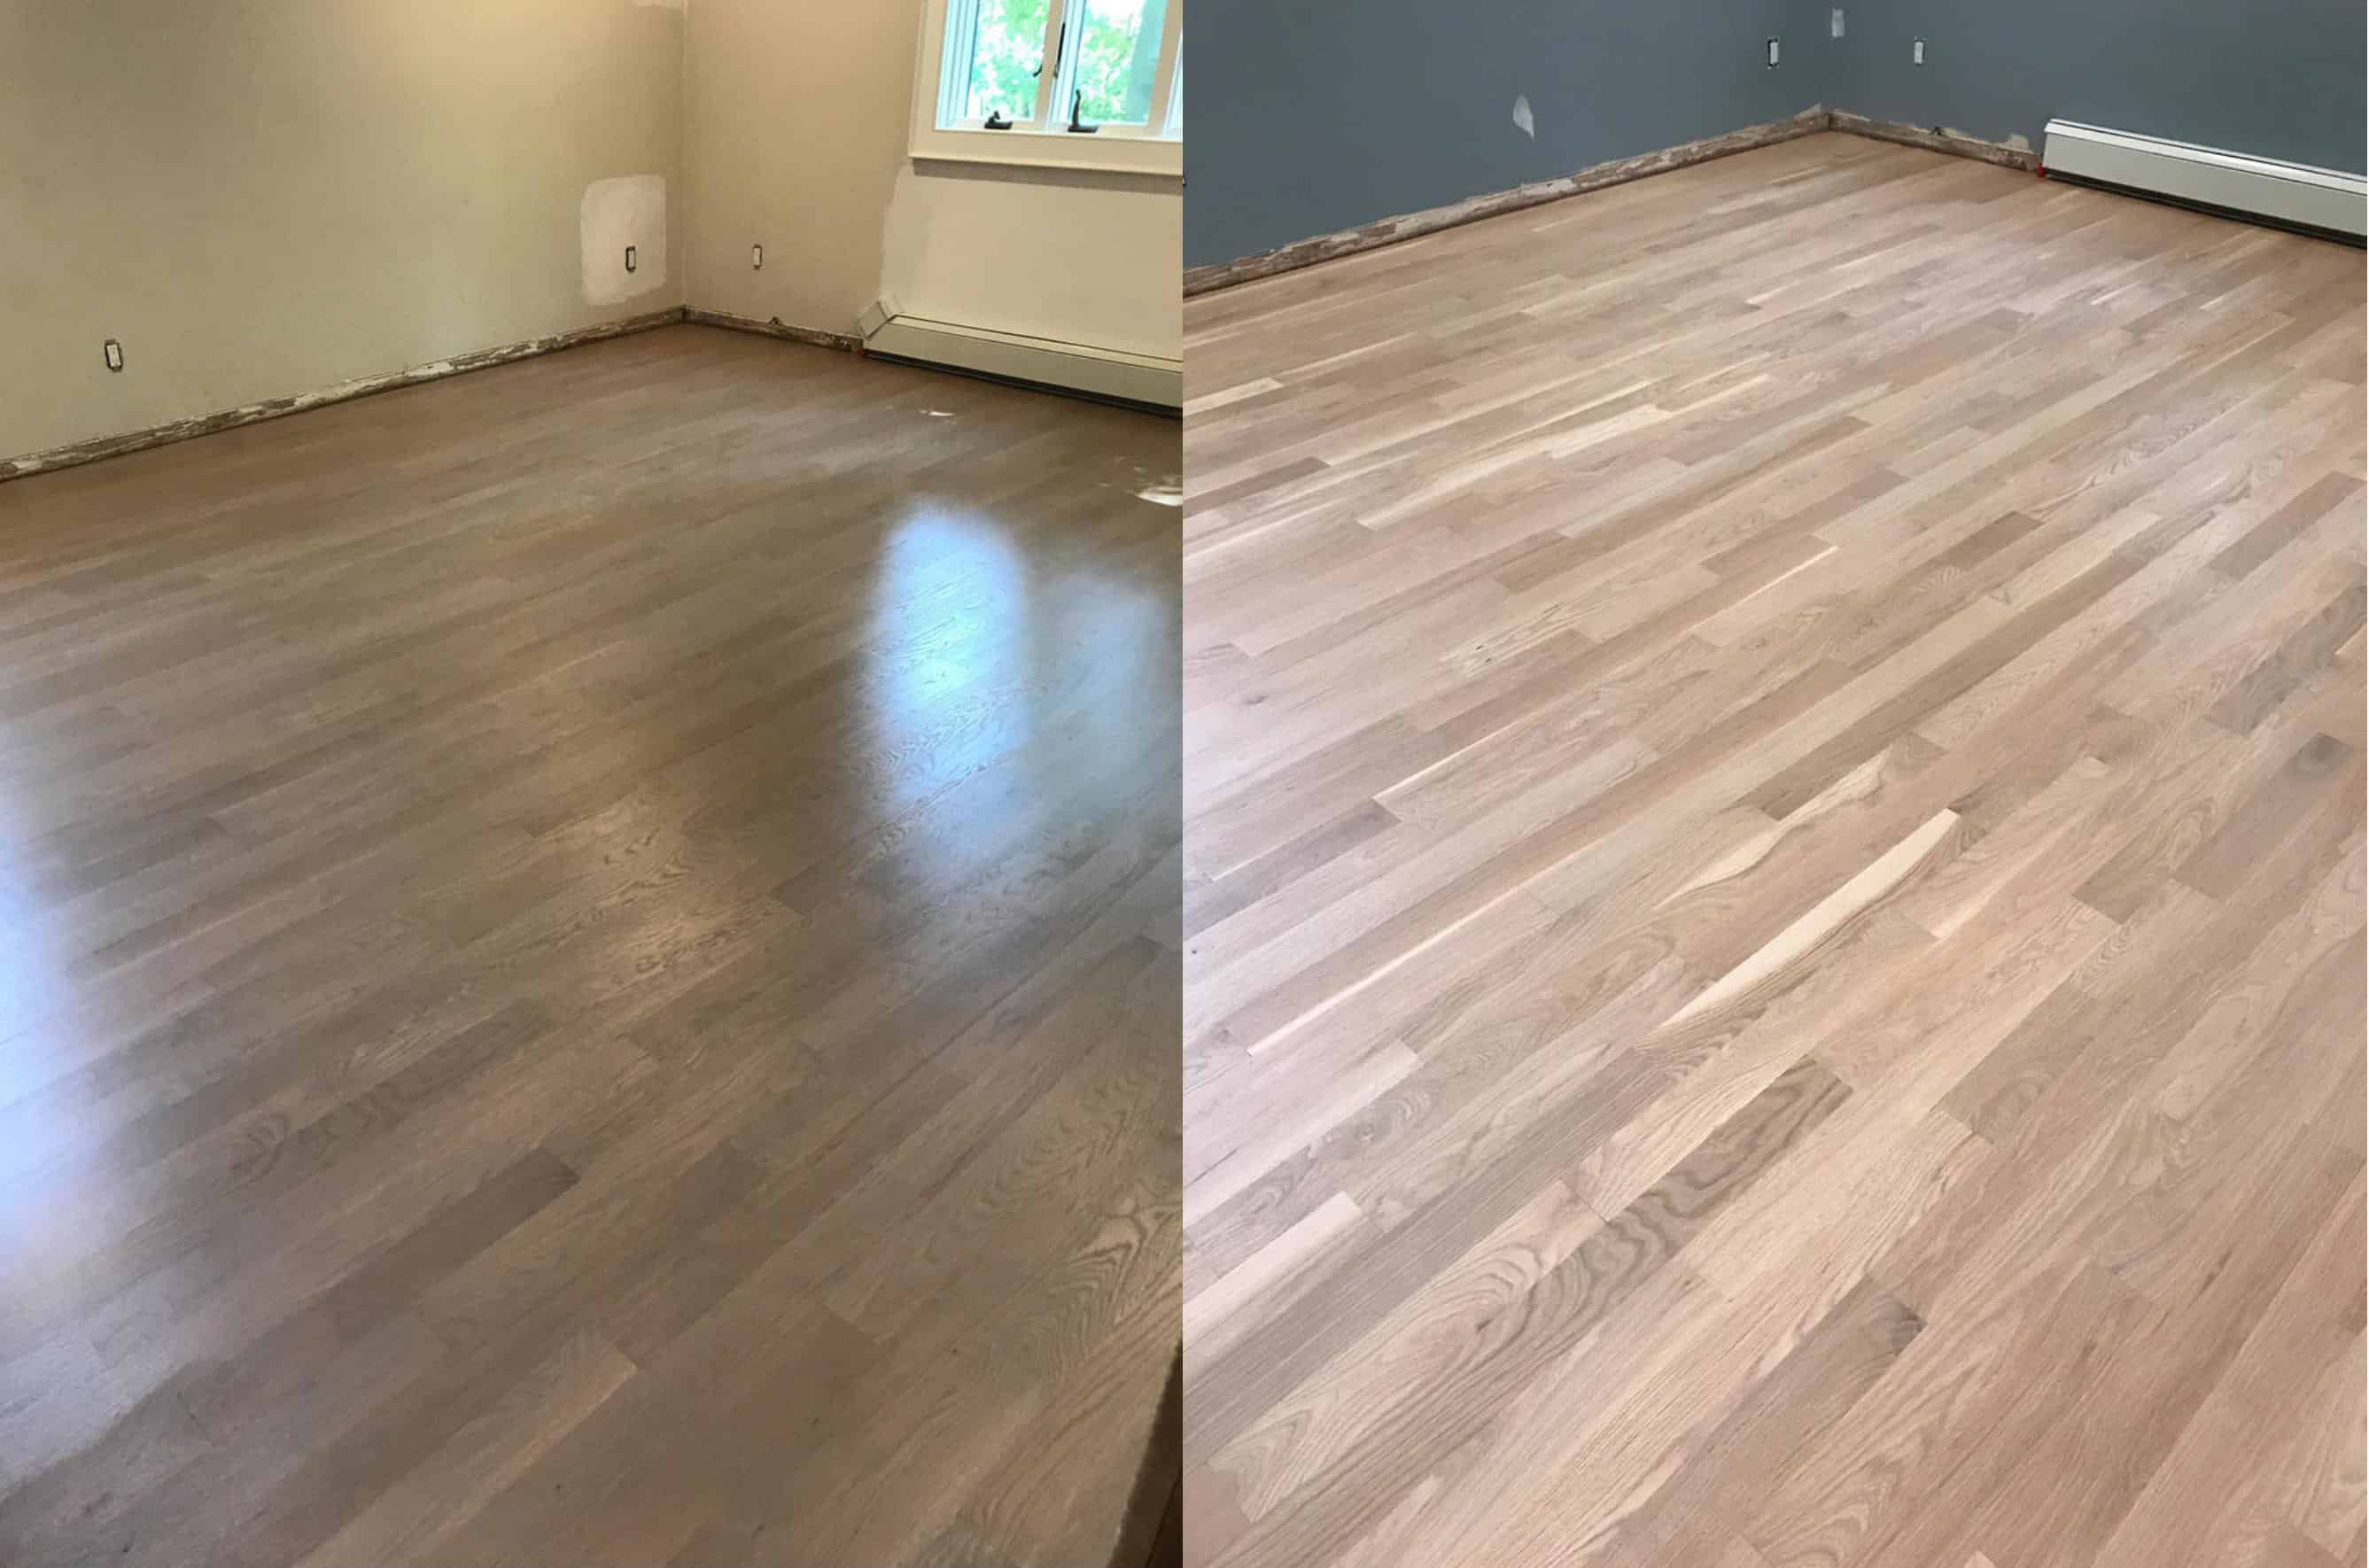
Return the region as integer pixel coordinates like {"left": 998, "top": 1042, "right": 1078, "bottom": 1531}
{"left": 580, "top": 175, "right": 667, "bottom": 305}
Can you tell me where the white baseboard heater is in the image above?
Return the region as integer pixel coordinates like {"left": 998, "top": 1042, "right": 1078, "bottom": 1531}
{"left": 2041, "top": 120, "right": 2366, "bottom": 242}
{"left": 860, "top": 312, "right": 1182, "bottom": 412}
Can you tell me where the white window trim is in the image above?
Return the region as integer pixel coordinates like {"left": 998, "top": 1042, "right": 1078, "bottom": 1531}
{"left": 909, "top": 0, "right": 1183, "bottom": 181}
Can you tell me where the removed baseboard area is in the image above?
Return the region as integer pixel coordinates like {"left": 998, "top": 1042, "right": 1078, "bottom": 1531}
{"left": 2041, "top": 119, "right": 2366, "bottom": 242}
{"left": 1, "top": 307, "right": 685, "bottom": 485}
{"left": 862, "top": 313, "right": 1182, "bottom": 413}
{"left": 682, "top": 307, "right": 863, "bottom": 353}
{"left": 1184, "top": 107, "right": 1830, "bottom": 296}
{"left": 1829, "top": 110, "right": 2039, "bottom": 172}
{"left": 3, "top": 295, "right": 1166, "bottom": 485}
{"left": 1184, "top": 107, "right": 2066, "bottom": 296}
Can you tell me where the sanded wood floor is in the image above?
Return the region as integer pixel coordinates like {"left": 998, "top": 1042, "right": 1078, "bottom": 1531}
{"left": 0, "top": 325, "right": 1181, "bottom": 1567}
{"left": 1181, "top": 132, "right": 2365, "bottom": 1568}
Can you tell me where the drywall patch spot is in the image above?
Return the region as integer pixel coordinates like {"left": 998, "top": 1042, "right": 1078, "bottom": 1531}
{"left": 581, "top": 175, "right": 668, "bottom": 306}
{"left": 1511, "top": 95, "right": 1534, "bottom": 140}
{"left": 2003, "top": 133, "right": 2033, "bottom": 153}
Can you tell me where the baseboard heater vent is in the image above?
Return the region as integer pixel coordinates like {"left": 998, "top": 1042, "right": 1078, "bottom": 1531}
{"left": 2041, "top": 120, "right": 2365, "bottom": 243}
{"left": 862, "top": 314, "right": 1181, "bottom": 413}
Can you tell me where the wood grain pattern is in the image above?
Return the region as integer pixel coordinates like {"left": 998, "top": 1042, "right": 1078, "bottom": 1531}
{"left": 1182, "top": 132, "right": 2365, "bottom": 1568}
{"left": 0, "top": 323, "right": 1181, "bottom": 1567}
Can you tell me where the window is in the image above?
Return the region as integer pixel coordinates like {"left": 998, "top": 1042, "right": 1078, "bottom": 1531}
{"left": 912, "top": 0, "right": 1182, "bottom": 177}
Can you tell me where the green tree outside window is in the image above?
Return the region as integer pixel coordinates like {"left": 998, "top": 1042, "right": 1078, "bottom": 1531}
{"left": 963, "top": 0, "right": 1169, "bottom": 126}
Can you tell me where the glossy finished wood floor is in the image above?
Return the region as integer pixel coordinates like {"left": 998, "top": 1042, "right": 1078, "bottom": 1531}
{"left": 0, "top": 325, "right": 1181, "bottom": 1568}
{"left": 1182, "top": 133, "right": 2365, "bottom": 1568}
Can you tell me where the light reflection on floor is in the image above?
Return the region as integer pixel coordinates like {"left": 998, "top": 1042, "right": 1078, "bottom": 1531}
{"left": 853, "top": 500, "right": 1173, "bottom": 907}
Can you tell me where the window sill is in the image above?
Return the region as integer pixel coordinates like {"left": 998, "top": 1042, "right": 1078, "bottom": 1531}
{"left": 908, "top": 127, "right": 1182, "bottom": 182}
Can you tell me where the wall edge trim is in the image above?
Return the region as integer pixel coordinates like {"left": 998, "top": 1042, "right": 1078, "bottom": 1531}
{"left": 1828, "top": 110, "right": 2041, "bottom": 173}
{"left": 681, "top": 307, "right": 865, "bottom": 353}
{"left": 0, "top": 307, "right": 688, "bottom": 487}
{"left": 1184, "top": 105, "right": 2050, "bottom": 298}
{"left": 1182, "top": 107, "right": 1831, "bottom": 297}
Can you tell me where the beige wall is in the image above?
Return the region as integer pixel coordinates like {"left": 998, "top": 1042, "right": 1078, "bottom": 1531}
{"left": 2, "top": 0, "right": 1177, "bottom": 466}
{"left": 1, "top": 0, "right": 684, "bottom": 462}
{"left": 684, "top": 0, "right": 1180, "bottom": 361}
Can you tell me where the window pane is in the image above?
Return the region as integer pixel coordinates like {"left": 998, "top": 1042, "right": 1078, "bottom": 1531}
{"left": 952, "top": 0, "right": 1052, "bottom": 123}
{"left": 1070, "top": 0, "right": 1169, "bottom": 126}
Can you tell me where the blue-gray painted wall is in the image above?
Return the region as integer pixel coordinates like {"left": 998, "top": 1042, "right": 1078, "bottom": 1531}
{"left": 1185, "top": 1, "right": 2365, "bottom": 268}
{"left": 1833, "top": 1, "right": 2365, "bottom": 176}
{"left": 1186, "top": 0, "right": 1830, "bottom": 267}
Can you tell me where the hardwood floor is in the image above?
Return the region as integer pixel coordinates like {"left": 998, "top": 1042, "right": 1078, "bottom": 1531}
{"left": 0, "top": 324, "right": 1182, "bottom": 1568}
{"left": 1181, "top": 132, "right": 2365, "bottom": 1568}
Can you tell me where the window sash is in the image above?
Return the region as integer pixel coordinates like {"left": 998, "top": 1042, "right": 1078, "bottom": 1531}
{"left": 936, "top": 0, "right": 1179, "bottom": 142}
